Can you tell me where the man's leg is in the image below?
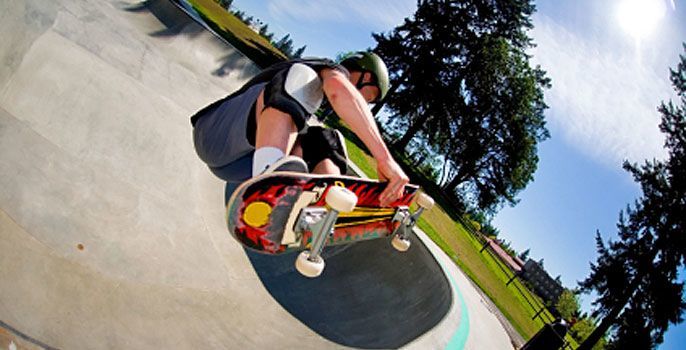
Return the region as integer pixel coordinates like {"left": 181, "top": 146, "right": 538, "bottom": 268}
{"left": 289, "top": 135, "right": 303, "bottom": 157}
{"left": 300, "top": 126, "right": 349, "bottom": 176}
{"left": 252, "top": 106, "right": 308, "bottom": 176}
{"left": 255, "top": 107, "right": 299, "bottom": 152}
{"left": 290, "top": 136, "right": 340, "bottom": 175}
{"left": 312, "top": 159, "right": 341, "bottom": 175}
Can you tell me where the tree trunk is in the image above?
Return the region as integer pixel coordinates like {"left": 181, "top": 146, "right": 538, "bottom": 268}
{"left": 393, "top": 119, "right": 424, "bottom": 152}
{"left": 438, "top": 155, "right": 451, "bottom": 186}
{"left": 443, "top": 169, "right": 467, "bottom": 193}
{"left": 411, "top": 152, "right": 426, "bottom": 168}
{"left": 577, "top": 303, "right": 624, "bottom": 350}
{"left": 577, "top": 277, "right": 642, "bottom": 350}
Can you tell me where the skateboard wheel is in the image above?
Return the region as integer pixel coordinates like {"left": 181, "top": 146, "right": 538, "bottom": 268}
{"left": 416, "top": 192, "right": 434, "bottom": 210}
{"left": 325, "top": 186, "right": 357, "bottom": 213}
{"left": 295, "top": 251, "right": 325, "bottom": 278}
{"left": 391, "top": 235, "right": 411, "bottom": 252}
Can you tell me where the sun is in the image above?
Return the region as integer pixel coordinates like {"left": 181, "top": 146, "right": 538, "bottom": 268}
{"left": 616, "top": 0, "right": 667, "bottom": 41}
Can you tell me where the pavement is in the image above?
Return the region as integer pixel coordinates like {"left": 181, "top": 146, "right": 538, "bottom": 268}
{"left": 0, "top": 0, "right": 514, "bottom": 349}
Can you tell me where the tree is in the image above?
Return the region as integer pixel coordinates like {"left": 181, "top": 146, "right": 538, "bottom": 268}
{"left": 216, "top": 0, "right": 233, "bottom": 10}
{"left": 466, "top": 209, "right": 500, "bottom": 236}
{"left": 519, "top": 248, "right": 530, "bottom": 261}
{"left": 373, "top": 0, "right": 549, "bottom": 212}
{"left": 227, "top": 5, "right": 304, "bottom": 59}
{"left": 556, "top": 289, "right": 580, "bottom": 321}
{"left": 578, "top": 44, "right": 686, "bottom": 349}
{"left": 259, "top": 23, "right": 270, "bottom": 37}
{"left": 273, "top": 34, "right": 294, "bottom": 58}
{"left": 243, "top": 15, "right": 254, "bottom": 27}
{"left": 481, "top": 222, "right": 500, "bottom": 237}
{"left": 292, "top": 45, "right": 306, "bottom": 59}
{"left": 571, "top": 317, "right": 607, "bottom": 350}
{"left": 232, "top": 9, "right": 245, "bottom": 21}
{"left": 441, "top": 37, "right": 549, "bottom": 211}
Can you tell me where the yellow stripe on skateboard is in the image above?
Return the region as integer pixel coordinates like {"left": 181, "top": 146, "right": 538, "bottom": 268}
{"left": 334, "top": 217, "right": 391, "bottom": 228}
{"left": 338, "top": 207, "right": 396, "bottom": 218}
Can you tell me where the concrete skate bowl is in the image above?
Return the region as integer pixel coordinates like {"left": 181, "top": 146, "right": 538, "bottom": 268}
{"left": 0, "top": 0, "right": 456, "bottom": 348}
{"left": 244, "top": 235, "right": 453, "bottom": 349}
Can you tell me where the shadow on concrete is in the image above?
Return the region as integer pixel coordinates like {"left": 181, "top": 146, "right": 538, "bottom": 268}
{"left": 225, "top": 183, "right": 453, "bottom": 349}
{"left": 122, "top": 0, "right": 195, "bottom": 36}
{"left": 120, "top": 0, "right": 255, "bottom": 81}
{"left": 212, "top": 50, "right": 251, "bottom": 78}
{"left": 245, "top": 235, "right": 452, "bottom": 349}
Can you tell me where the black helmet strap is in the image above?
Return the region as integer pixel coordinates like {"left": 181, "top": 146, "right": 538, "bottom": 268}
{"left": 353, "top": 71, "right": 380, "bottom": 102}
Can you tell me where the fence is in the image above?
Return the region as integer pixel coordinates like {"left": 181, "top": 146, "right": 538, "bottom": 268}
{"left": 464, "top": 218, "right": 574, "bottom": 349}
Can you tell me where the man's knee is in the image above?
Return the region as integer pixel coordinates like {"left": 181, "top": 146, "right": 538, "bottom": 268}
{"left": 311, "top": 158, "right": 341, "bottom": 175}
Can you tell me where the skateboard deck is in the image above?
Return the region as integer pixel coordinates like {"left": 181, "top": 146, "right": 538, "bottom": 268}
{"left": 226, "top": 172, "right": 420, "bottom": 255}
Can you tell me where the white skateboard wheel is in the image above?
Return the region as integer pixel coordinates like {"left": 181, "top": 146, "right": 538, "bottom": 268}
{"left": 295, "top": 251, "right": 325, "bottom": 278}
{"left": 325, "top": 186, "right": 357, "bottom": 213}
{"left": 416, "top": 192, "right": 434, "bottom": 210}
{"left": 391, "top": 235, "right": 411, "bottom": 252}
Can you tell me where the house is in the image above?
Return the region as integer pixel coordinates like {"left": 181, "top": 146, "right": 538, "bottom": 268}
{"left": 520, "top": 259, "right": 565, "bottom": 305}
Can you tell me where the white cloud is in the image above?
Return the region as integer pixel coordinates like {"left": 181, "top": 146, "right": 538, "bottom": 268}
{"left": 531, "top": 15, "right": 672, "bottom": 167}
{"left": 266, "top": 0, "right": 415, "bottom": 31}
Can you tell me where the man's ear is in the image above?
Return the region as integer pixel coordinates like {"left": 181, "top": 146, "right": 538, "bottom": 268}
{"left": 362, "top": 71, "right": 372, "bottom": 83}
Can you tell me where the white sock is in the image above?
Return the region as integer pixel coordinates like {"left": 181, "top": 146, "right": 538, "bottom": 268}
{"left": 252, "top": 147, "right": 285, "bottom": 177}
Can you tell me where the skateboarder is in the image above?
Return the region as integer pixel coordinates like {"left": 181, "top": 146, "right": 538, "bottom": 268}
{"left": 191, "top": 51, "right": 408, "bottom": 206}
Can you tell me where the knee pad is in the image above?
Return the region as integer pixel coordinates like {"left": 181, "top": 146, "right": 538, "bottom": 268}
{"left": 301, "top": 126, "right": 348, "bottom": 174}
{"left": 263, "top": 63, "right": 323, "bottom": 131}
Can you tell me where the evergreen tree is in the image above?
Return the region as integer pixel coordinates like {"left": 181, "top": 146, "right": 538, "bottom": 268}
{"left": 556, "top": 289, "right": 580, "bottom": 321}
{"left": 373, "top": 0, "right": 549, "bottom": 211}
{"left": 216, "top": 0, "right": 233, "bottom": 10}
{"left": 243, "top": 15, "right": 254, "bottom": 27}
{"left": 273, "top": 34, "right": 294, "bottom": 57}
{"left": 292, "top": 45, "right": 306, "bottom": 59}
{"left": 571, "top": 317, "right": 607, "bottom": 350}
{"left": 232, "top": 10, "right": 245, "bottom": 21}
{"left": 259, "top": 23, "right": 270, "bottom": 37}
{"left": 519, "top": 248, "right": 530, "bottom": 261}
{"left": 578, "top": 44, "right": 686, "bottom": 350}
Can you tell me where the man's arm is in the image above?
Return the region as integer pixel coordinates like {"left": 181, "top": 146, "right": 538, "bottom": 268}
{"left": 320, "top": 68, "right": 408, "bottom": 206}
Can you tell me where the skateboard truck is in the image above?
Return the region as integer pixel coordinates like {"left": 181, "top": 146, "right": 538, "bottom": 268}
{"left": 295, "top": 186, "right": 358, "bottom": 278}
{"left": 391, "top": 192, "right": 434, "bottom": 252}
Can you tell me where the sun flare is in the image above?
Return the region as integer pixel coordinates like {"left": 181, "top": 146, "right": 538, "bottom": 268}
{"left": 616, "top": 0, "right": 666, "bottom": 41}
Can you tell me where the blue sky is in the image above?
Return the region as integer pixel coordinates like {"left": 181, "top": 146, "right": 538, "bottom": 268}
{"left": 232, "top": 0, "right": 685, "bottom": 347}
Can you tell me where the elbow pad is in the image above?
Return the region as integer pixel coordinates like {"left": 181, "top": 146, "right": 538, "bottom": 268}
{"left": 263, "top": 63, "right": 324, "bottom": 131}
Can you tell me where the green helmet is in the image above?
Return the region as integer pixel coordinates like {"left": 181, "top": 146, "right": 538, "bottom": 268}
{"left": 340, "top": 51, "right": 390, "bottom": 102}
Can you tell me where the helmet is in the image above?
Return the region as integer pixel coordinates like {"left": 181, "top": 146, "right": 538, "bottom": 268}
{"left": 340, "top": 51, "right": 390, "bottom": 102}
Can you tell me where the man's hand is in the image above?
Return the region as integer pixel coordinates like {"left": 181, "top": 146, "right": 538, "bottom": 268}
{"left": 377, "top": 158, "right": 410, "bottom": 207}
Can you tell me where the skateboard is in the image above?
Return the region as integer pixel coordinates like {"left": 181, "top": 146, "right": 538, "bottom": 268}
{"left": 226, "top": 172, "right": 434, "bottom": 277}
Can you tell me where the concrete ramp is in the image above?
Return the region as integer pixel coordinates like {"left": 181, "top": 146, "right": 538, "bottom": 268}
{"left": 0, "top": 1, "right": 514, "bottom": 349}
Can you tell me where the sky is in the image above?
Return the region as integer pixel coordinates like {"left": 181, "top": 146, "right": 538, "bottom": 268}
{"left": 232, "top": 0, "right": 685, "bottom": 347}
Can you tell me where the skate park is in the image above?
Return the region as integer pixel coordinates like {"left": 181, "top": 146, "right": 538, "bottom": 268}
{"left": 0, "top": 0, "right": 513, "bottom": 348}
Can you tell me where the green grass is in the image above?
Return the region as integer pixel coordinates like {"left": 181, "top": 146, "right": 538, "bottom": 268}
{"left": 345, "top": 139, "right": 377, "bottom": 178}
